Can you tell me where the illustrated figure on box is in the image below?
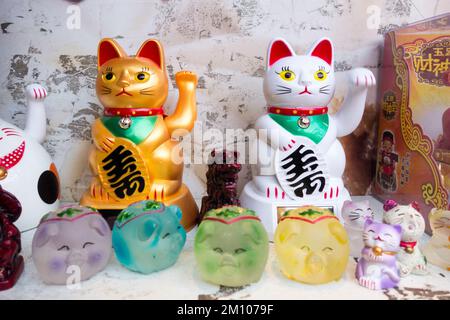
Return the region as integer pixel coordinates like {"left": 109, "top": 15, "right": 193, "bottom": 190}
{"left": 80, "top": 38, "right": 199, "bottom": 230}
{"left": 112, "top": 200, "right": 186, "bottom": 274}
{"left": 0, "top": 84, "right": 60, "bottom": 231}
{"left": 32, "top": 205, "right": 112, "bottom": 285}
{"left": 200, "top": 150, "right": 242, "bottom": 220}
{"left": 383, "top": 200, "right": 428, "bottom": 277}
{"left": 0, "top": 186, "right": 24, "bottom": 291}
{"left": 341, "top": 200, "right": 375, "bottom": 258}
{"left": 240, "top": 37, "right": 375, "bottom": 235}
{"left": 355, "top": 219, "right": 401, "bottom": 290}
{"left": 274, "top": 206, "right": 349, "bottom": 284}
{"left": 436, "top": 108, "right": 449, "bottom": 150}
{"left": 422, "top": 208, "right": 449, "bottom": 271}
{"left": 195, "top": 206, "right": 268, "bottom": 287}
{"left": 377, "top": 131, "right": 399, "bottom": 191}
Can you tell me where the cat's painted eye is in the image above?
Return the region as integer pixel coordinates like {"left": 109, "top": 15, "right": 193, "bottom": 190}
{"left": 234, "top": 248, "right": 247, "bottom": 254}
{"left": 213, "top": 247, "right": 223, "bottom": 254}
{"left": 83, "top": 242, "right": 94, "bottom": 248}
{"left": 103, "top": 72, "right": 116, "bottom": 82}
{"left": 300, "top": 245, "right": 310, "bottom": 252}
{"left": 314, "top": 70, "right": 327, "bottom": 81}
{"left": 322, "top": 247, "right": 334, "bottom": 253}
{"left": 57, "top": 245, "right": 70, "bottom": 251}
{"left": 162, "top": 232, "right": 171, "bottom": 239}
{"left": 135, "top": 72, "right": 150, "bottom": 82}
{"left": 368, "top": 230, "right": 375, "bottom": 233}
{"left": 382, "top": 233, "right": 392, "bottom": 238}
{"left": 279, "top": 70, "right": 296, "bottom": 81}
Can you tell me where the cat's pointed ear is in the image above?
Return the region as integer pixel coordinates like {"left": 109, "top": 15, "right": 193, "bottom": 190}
{"left": 136, "top": 39, "right": 165, "bottom": 69}
{"left": 308, "top": 38, "right": 333, "bottom": 66}
{"left": 98, "top": 38, "right": 126, "bottom": 69}
{"left": 410, "top": 201, "right": 420, "bottom": 212}
{"left": 383, "top": 199, "right": 398, "bottom": 212}
{"left": 267, "top": 38, "right": 295, "bottom": 68}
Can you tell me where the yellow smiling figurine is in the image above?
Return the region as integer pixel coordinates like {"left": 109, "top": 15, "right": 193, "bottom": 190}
{"left": 80, "top": 38, "right": 199, "bottom": 230}
{"left": 275, "top": 206, "right": 350, "bottom": 284}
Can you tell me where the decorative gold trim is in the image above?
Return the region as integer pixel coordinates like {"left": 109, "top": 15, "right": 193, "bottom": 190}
{"left": 390, "top": 32, "right": 448, "bottom": 209}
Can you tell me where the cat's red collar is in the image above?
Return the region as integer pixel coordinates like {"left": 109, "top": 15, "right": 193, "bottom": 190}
{"left": 268, "top": 106, "right": 328, "bottom": 116}
{"left": 400, "top": 241, "right": 417, "bottom": 252}
{"left": 104, "top": 107, "right": 164, "bottom": 117}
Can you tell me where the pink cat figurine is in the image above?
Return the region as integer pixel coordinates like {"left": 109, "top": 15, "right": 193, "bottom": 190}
{"left": 356, "top": 219, "right": 401, "bottom": 290}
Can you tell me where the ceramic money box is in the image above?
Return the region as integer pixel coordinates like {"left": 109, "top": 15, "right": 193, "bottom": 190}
{"left": 423, "top": 208, "right": 450, "bottom": 271}
{"left": 195, "top": 206, "right": 269, "bottom": 287}
{"left": 356, "top": 219, "right": 401, "bottom": 290}
{"left": 0, "top": 84, "right": 59, "bottom": 231}
{"left": 383, "top": 200, "right": 428, "bottom": 276}
{"left": 0, "top": 187, "right": 24, "bottom": 290}
{"left": 240, "top": 37, "right": 375, "bottom": 236}
{"left": 32, "top": 205, "right": 112, "bottom": 285}
{"left": 275, "top": 206, "right": 349, "bottom": 284}
{"left": 112, "top": 200, "right": 186, "bottom": 274}
{"left": 80, "top": 38, "right": 199, "bottom": 230}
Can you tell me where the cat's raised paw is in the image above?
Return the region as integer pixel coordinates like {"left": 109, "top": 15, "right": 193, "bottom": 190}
{"left": 25, "top": 84, "right": 47, "bottom": 101}
{"left": 175, "top": 71, "right": 198, "bottom": 87}
{"left": 349, "top": 68, "right": 376, "bottom": 88}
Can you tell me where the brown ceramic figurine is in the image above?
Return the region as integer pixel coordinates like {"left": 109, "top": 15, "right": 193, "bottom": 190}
{"left": 200, "top": 150, "right": 242, "bottom": 220}
{"left": 0, "top": 186, "right": 24, "bottom": 290}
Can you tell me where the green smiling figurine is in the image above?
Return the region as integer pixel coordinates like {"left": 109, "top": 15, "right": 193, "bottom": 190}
{"left": 194, "top": 206, "right": 269, "bottom": 287}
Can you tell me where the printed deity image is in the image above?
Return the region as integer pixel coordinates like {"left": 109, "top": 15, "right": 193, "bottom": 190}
{"left": 377, "top": 131, "right": 399, "bottom": 192}
{"left": 374, "top": 14, "right": 450, "bottom": 229}
{"left": 112, "top": 200, "right": 186, "bottom": 274}
{"left": 274, "top": 206, "right": 349, "bottom": 285}
{"left": 80, "top": 38, "right": 199, "bottom": 230}
{"left": 32, "top": 205, "right": 112, "bottom": 285}
{"left": 194, "top": 206, "right": 269, "bottom": 287}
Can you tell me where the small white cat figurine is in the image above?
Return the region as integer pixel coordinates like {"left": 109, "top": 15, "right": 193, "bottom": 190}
{"left": 383, "top": 199, "right": 428, "bottom": 276}
{"left": 423, "top": 208, "right": 449, "bottom": 271}
{"left": 240, "top": 37, "right": 375, "bottom": 235}
{"left": 342, "top": 200, "right": 375, "bottom": 257}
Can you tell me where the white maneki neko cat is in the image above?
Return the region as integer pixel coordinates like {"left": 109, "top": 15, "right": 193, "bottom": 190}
{"left": 0, "top": 84, "right": 60, "bottom": 231}
{"left": 240, "top": 38, "right": 375, "bottom": 235}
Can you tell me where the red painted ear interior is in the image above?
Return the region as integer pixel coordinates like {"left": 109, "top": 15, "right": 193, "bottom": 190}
{"left": 310, "top": 39, "right": 333, "bottom": 65}
{"left": 269, "top": 40, "right": 293, "bottom": 66}
{"left": 137, "top": 41, "right": 162, "bottom": 68}
{"left": 98, "top": 41, "right": 122, "bottom": 67}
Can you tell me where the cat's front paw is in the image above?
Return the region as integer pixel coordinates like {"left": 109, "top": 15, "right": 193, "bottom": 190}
{"left": 175, "top": 71, "right": 198, "bottom": 87}
{"left": 26, "top": 84, "right": 47, "bottom": 101}
{"left": 348, "top": 68, "right": 376, "bottom": 88}
{"left": 359, "top": 277, "right": 378, "bottom": 290}
{"left": 278, "top": 137, "right": 297, "bottom": 152}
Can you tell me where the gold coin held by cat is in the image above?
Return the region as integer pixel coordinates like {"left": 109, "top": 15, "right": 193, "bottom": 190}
{"left": 372, "top": 246, "right": 383, "bottom": 256}
{"left": 405, "top": 246, "right": 414, "bottom": 254}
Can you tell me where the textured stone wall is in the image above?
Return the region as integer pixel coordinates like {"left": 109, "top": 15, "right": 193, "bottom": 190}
{"left": 0, "top": 0, "right": 449, "bottom": 202}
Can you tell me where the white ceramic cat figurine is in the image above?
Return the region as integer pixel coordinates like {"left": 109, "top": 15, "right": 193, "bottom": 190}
{"left": 240, "top": 38, "right": 375, "bottom": 235}
{"left": 383, "top": 200, "right": 428, "bottom": 276}
{"left": 0, "top": 84, "right": 60, "bottom": 231}
{"left": 423, "top": 208, "right": 449, "bottom": 271}
{"left": 342, "top": 200, "right": 375, "bottom": 258}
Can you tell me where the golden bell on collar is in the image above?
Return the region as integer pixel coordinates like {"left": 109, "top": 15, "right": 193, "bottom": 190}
{"left": 404, "top": 246, "right": 414, "bottom": 254}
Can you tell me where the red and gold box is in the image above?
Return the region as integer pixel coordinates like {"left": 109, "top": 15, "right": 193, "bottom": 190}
{"left": 374, "top": 14, "right": 450, "bottom": 232}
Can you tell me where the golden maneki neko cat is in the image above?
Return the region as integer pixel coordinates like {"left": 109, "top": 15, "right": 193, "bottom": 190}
{"left": 80, "top": 38, "right": 199, "bottom": 230}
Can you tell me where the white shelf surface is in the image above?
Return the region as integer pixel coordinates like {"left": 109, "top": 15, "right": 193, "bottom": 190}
{"left": 1, "top": 196, "right": 449, "bottom": 300}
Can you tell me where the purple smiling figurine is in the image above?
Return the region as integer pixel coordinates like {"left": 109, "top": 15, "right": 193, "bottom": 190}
{"left": 355, "top": 219, "right": 402, "bottom": 290}
{"left": 32, "top": 205, "right": 112, "bottom": 285}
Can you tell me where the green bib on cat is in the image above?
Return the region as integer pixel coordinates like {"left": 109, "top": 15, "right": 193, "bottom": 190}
{"left": 101, "top": 116, "right": 157, "bottom": 145}
{"left": 269, "top": 113, "right": 329, "bottom": 144}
